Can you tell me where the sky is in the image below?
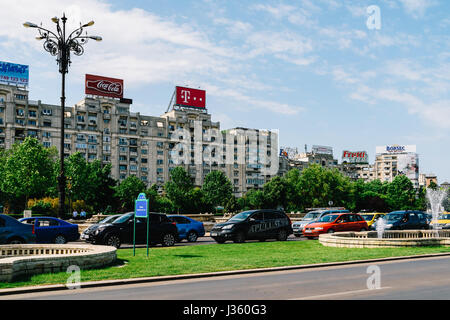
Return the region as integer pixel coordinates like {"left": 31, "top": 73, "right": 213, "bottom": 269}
{"left": 1, "top": 0, "right": 449, "bottom": 182}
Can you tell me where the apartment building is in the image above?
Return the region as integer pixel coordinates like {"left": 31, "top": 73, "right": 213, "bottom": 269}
{"left": 0, "top": 83, "right": 278, "bottom": 196}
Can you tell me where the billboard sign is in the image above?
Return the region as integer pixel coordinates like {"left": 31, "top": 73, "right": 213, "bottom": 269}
{"left": 312, "top": 145, "right": 333, "bottom": 155}
{"left": 342, "top": 151, "right": 369, "bottom": 164}
{"left": 0, "top": 61, "right": 29, "bottom": 87}
{"left": 175, "top": 86, "right": 206, "bottom": 109}
{"left": 376, "top": 145, "right": 416, "bottom": 154}
{"left": 85, "top": 74, "right": 123, "bottom": 99}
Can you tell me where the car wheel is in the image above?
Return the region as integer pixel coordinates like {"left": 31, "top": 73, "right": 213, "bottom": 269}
{"left": 162, "top": 233, "right": 176, "bottom": 247}
{"left": 187, "top": 231, "right": 198, "bottom": 242}
{"left": 7, "top": 237, "right": 24, "bottom": 244}
{"left": 327, "top": 229, "right": 335, "bottom": 234}
{"left": 54, "top": 235, "right": 67, "bottom": 244}
{"left": 277, "top": 229, "right": 288, "bottom": 241}
{"left": 233, "top": 232, "right": 246, "bottom": 243}
{"left": 214, "top": 238, "right": 226, "bottom": 244}
{"left": 105, "top": 234, "right": 121, "bottom": 248}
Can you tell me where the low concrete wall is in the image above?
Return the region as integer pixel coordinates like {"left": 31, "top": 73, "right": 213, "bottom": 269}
{"left": 0, "top": 244, "right": 116, "bottom": 282}
{"left": 319, "top": 230, "right": 450, "bottom": 248}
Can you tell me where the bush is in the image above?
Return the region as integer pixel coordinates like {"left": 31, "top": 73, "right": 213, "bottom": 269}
{"left": 28, "top": 197, "right": 59, "bottom": 216}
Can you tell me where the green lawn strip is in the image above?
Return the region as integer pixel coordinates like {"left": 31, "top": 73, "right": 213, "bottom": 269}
{"left": 2, "top": 240, "right": 450, "bottom": 289}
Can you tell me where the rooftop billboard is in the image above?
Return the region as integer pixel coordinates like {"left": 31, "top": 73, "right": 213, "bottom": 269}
{"left": 0, "top": 61, "right": 29, "bottom": 87}
{"left": 85, "top": 74, "right": 123, "bottom": 99}
{"left": 175, "top": 86, "right": 206, "bottom": 109}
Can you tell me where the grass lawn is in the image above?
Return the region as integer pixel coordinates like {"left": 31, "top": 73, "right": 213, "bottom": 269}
{"left": 2, "top": 240, "right": 450, "bottom": 289}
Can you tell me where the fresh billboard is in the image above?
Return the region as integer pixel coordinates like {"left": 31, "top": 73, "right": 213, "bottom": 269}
{"left": 175, "top": 86, "right": 206, "bottom": 109}
{"left": 85, "top": 74, "right": 123, "bottom": 99}
{"left": 0, "top": 61, "right": 29, "bottom": 86}
{"left": 342, "top": 151, "right": 369, "bottom": 163}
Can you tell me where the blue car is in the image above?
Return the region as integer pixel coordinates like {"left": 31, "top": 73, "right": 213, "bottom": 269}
{"left": 19, "top": 217, "right": 80, "bottom": 244}
{"left": 0, "top": 214, "right": 36, "bottom": 244}
{"left": 168, "top": 215, "right": 205, "bottom": 242}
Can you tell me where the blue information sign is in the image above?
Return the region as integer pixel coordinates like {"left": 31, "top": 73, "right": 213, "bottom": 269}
{"left": 135, "top": 193, "right": 148, "bottom": 218}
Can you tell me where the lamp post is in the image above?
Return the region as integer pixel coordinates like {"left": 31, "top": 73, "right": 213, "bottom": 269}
{"left": 23, "top": 14, "right": 101, "bottom": 218}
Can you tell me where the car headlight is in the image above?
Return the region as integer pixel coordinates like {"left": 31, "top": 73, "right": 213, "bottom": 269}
{"left": 222, "top": 224, "right": 234, "bottom": 230}
{"left": 314, "top": 227, "right": 323, "bottom": 231}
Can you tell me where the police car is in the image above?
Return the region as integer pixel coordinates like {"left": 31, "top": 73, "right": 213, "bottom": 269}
{"left": 210, "top": 209, "right": 293, "bottom": 244}
{"left": 292, "top": 208, "right": 349, "bottom": 237}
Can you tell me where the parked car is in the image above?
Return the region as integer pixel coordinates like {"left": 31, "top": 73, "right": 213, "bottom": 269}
{"left": 432, "top": 213, "right": 450, "bottom": 229}
{"left": 210, "top": 209, "right": 293, "bottom": 244}
{"left": 168, "top": 215, "right": 205, "bottom": 242}
{"left": 0, "top": 214, "right": 36, "bottom": 244}
{"left": 292, "top": 209, "right": 349, "bottom": 237}
{"left": 303, "top": 213, "right": 368, "bottom": 239}
{"left": 370, "top": 211, "right": 429, "bottom": 231}
{"left": 81, "top": 212, "right": 178, "bottom": 248}
{"left": 19, "top": 217, "right": 79, "bottom": 244}
{"left": 80, "top": 214, "right": 122, "bottom": 241}
{"left": 359, "top": 212, "right": 386, "bottom": 228}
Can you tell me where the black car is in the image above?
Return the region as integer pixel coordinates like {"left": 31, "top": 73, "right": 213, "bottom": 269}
{"left": 371, "top": 210, "right": 429, "bottom": 231}
{"left": 81, "top": 212, "right": 178, "bottom": 248}
{"left": 210, "top": 209, "right": 293, "bottom": 244}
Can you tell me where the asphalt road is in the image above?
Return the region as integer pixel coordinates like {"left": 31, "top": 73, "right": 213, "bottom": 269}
{"left": 4, "top": 255, "right": 450, "bottom": 300}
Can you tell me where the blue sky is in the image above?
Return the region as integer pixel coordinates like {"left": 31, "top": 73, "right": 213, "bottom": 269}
{"left": 1, "top": 0, "right": 449, "bottom": 182}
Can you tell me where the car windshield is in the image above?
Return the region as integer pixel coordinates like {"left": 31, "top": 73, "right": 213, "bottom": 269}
{"left": 100, "top": 215, "right": 119, "bottom": 224}
{"left": 386, "top": 213, "right": 404, "bottom": 221}
{"left": 317, "top": 214, "right": 339, "bottom": 223}
{"left": 113, "top": 213, "right": 133, "bottom": 224}
{"left": 303, "top": 212, "right": 321, "bottom": 220}
{"left": 438, "top": 214, "right": 450, "bottom": 220}
{"left": 228, "top": 211, "right": 254, "bottom": 222}
{"left": 361, "top": 214, "right": 374, "bottom": 221}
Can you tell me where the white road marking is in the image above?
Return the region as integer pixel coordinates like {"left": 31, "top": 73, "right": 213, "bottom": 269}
{"left": 290, "top": 287, "right": 392, "bottom": 300}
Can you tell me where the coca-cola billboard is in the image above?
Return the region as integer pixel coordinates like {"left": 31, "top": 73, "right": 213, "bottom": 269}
{"left": 85, "top": 74, "right": 123, "bottom": 99}
{"left": 175, "top": 86, "right": 206, "bottom": 109}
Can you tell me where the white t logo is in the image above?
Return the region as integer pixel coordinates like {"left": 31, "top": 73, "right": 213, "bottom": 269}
{"left": 181, "top": 90, "right": 191, "bottom": 104}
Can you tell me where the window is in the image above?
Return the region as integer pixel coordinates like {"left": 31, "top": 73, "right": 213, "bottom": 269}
{"left": 43, "top": 142, "right": 51, "bottom": 148}
{"left": 28, "top": 110, "right": 37, "bottom": 117}
{"left": 43, "top": 121, "right": 51, "bottom": 127}
{"left": 119, "top": 165, "right": 127, "bottom": 171}
{"left": 42, "top": 109, "right": 52, "bottom": 116}
{"left": 16, "top": 109, "right": 25, "bottom": 116}
{"left": 28, "top": 120, "right": 37, "bottom": 126}
{"left": 156, "top": 159, "right": 164, "bottom": 165}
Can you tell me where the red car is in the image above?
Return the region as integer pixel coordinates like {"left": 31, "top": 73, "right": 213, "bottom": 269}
{"left": 303, "top": 213, "right": 368, "bottom": 238}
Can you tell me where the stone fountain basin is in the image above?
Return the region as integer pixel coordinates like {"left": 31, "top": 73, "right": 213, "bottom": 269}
{"left": 0, "top": 244, "right": 116, "bottom": 282}
{"left": 319, "top": 230, "right": 450, "bottom": 248}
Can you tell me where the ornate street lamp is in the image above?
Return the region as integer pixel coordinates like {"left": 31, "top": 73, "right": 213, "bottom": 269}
{"left": 23, "top": 14, "right": 102, "bottom": 218}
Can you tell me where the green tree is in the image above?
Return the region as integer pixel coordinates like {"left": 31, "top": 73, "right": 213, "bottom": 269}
{"left": 297, "top": 165, "right": 352, "bottom": 210}
{"left": 385, "top": 175, "right": 417, "bottom": 211}
{"left": 202, "top": 170, "right": 233, "bottom": 208}
{"left": 0, "top": 137, "right": 57, "bottom": 212}
{"left": 262, "top": 176, "right": 288, "bottom": 209}
{"left": 165, "top": 166, "right": 193, "bottom": 213}
{"left": 114, "top": 175, "right": 146, "bottom": 212}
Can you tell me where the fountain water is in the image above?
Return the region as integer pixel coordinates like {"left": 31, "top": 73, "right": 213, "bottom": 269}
{"left": 426, "top": 188, "right": 447, "bottom": 231}
{"left": 376, "top": 217, "right": 387, "bottom": 238}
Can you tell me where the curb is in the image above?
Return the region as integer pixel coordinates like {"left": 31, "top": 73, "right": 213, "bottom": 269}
{"left": 2, "top": 251, "right": 450, "bottom": 296}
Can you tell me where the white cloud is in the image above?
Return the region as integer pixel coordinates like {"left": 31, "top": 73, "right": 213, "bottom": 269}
{"left": 398, "top": 0, "right": 437, "bottom": 18}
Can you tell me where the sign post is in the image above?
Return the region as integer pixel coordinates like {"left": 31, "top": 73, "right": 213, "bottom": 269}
{"left": 134, "top": 193, "right": 149, "bottom": 257}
